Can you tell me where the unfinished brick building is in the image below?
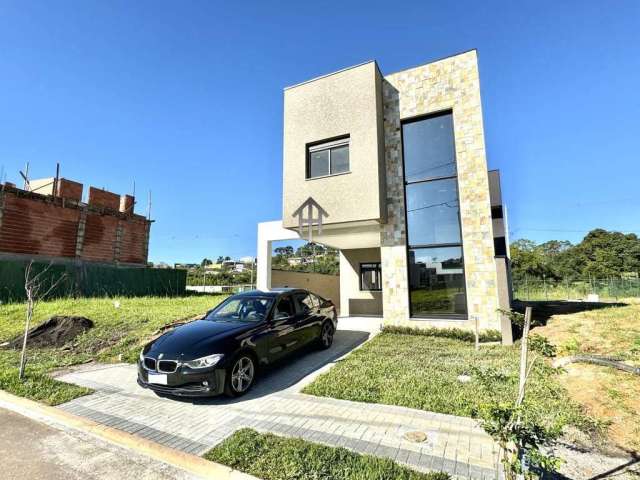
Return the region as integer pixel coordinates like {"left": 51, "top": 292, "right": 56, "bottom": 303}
{"left": 0, "top": 177, "right": 151, "bottom": 266}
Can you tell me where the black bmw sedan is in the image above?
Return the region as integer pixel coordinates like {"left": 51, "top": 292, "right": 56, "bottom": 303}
{"left": 137, "top": 288, "right": 337, "bottom": 398}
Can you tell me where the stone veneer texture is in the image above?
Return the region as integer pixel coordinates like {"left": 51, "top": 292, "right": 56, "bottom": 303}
{"left": 380, "top": 50, "right": 500, "bottom": 330}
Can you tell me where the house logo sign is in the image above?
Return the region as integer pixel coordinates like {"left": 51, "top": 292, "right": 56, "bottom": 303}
{"left": 292, "top": 197, "right": 328, "bottom": 242}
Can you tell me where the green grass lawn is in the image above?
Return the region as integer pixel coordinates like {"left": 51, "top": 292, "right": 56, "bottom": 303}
{"left": 0, "top": 295, "right": 226, "bottom": 404}
{"left": 303, "top": 331, "right": 594, "bottom": 437}
{"left": 205, "top": 428, "right": 450, "bottom": 480}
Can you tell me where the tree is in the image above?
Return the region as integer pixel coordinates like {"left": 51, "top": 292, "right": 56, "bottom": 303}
{"left": 19, "top": 262, "right": 67, "bottom": 379}
{"left": 509, "top": 240, "right": 550, "bottom": 282}
{"left": 509, "top": 229, "right": 640, "bottom": 282}
{"left": 481, "top": 308, "right": 560, "bottom": 478}
{"left": 573, "top": 229, "right": 640, "bottom": 278}
{"left": 274, "top": 246, "right": 294, "bottom": 257}
{"left": 216, "top": 256, "right": 224, "bottom": 264}
{"left": 201, "top": 258, "right": 213, "bottom": 267}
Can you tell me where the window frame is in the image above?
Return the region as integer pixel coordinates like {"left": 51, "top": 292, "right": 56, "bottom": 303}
{"left": 359, "top": 262, "right": 382, "bottom": 292}
{"left": 401, "top": 110, "right": 468, "bottom": 320}
{"left": 306, "top": 136, "right": 351, "bottom": 180}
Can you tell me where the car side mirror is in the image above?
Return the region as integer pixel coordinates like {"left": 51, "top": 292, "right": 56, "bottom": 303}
{"left": 273, "top": 312, "right": 292, "bottom": 321}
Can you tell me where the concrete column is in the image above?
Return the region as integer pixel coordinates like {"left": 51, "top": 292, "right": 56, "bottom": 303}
{"left": 380, "top": 244, "right": 410, "bottom": 325}
{"left": 74, "top": 206, "right": 88, "bottom": 259}
{"left": 338, "top": 251, "right": 350, "bottom": 317}
{"left": 256, "top": 220, "right": 301, "bottom": 291}
{"left": 143, "top": 221, "right": 151, "bottom": 264}
{"left": 495, "top": 256, "right": 514, "bottom": 345}
{"left": 113, "top": 220, "right": 124, "bottom": 263}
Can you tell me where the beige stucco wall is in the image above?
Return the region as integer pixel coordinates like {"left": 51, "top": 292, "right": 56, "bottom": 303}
{"left": 282, "top": 62, "right": 386, "bottom": 229}
{"left": 339, "top": 248, "right": 383, "bottom": 317}
{"left": 381, "top": 50, "right": 501, "bottom": 331}
{"left": 271, "top": 269, "right": 340, "bottom": 313}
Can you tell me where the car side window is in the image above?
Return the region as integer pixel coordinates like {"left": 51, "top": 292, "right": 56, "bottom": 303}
{"left": 310, "top": 294, "right": 322, "bottom": 308}
{"left": 274, "top": 296, "right": 295, "bottom": 320}
{"left": 294, "top": 293, "right": 315, "bottom": 314}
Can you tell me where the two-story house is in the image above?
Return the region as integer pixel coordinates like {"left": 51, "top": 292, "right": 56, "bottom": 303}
{"left": 257, "top": 50, "right": 512, "bottom": 342}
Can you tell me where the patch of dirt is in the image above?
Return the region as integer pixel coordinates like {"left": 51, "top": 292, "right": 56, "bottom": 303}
{"left": 561, "top": 363, "right": 640, "bottom": 453}
{"left": 3, "top": 316, "right": 94, "bottom": 349}
{"left": 530, "top": 301, "right": 640, "bottom": 454}
{"left": 532, "top": 301, "right": 640, "bottom": 364}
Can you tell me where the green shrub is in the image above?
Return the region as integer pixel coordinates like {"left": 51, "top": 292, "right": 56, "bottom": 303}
{"left": 528, "top": 334, "right": 557, "bottom": 357}
{"left": 205, "top": 428, "right": 450, "bottom": 480}
{"left": 382, "top": 325, "right": 502, "bottom": 343}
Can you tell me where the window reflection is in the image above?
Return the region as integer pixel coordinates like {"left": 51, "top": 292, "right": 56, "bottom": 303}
{"left": 406, "top": 178, "right": 461, "bottom": 245}
{"left": 408, "top": 247, "right": 467, "bottom": 316}
{"left": 402, "top": 114, "right": 456, "bottom": 182}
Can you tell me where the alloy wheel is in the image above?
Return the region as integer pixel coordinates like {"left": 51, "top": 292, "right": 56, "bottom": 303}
{"left": 321, "top": 323, "right": 334, "bottom": 348}
{"left": 231, "top": 356, "right": 254, "bottom": 393}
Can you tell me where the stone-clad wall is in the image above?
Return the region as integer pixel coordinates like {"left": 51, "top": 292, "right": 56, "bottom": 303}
{"left": 381, "top": 50, "right": 500, "bottom": 331}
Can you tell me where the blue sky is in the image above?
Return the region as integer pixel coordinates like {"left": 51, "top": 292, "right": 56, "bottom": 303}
{"left": 1, "top": 1, "right": 638, "bottom": 263}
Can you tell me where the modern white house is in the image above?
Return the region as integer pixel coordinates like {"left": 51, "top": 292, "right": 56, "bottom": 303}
{"left": 257, "top": 50, "right": 512, "bottom": 342}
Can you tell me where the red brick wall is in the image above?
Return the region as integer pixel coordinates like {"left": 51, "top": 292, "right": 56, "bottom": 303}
{"left": 82, "top": 213, "right": 118, "bottom": 262}
{"left": 57, "top": 179, "right": 83, "bottom": 201}
{"left": 119, "top": 218, "right": 148, "bottom": 264}
{"left": 0, "top": 189, "right": 150, "bottom": 265}
{"left": 88, "top": 187, "right": 120, "bottom": 210}
{"left": 0, "top": 194, "right": 79, "bottom": 258}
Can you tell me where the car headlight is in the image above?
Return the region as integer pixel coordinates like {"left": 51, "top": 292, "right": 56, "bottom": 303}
{"left": 183, "top": 354, "right": 224, "bottom": 369}
{"left": 139, "top": 349, "right": 145, "bottom": 363}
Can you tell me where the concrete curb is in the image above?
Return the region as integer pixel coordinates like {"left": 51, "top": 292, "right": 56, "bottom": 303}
{"left": 0, "top": 390, "right": 258, "bottom": 480}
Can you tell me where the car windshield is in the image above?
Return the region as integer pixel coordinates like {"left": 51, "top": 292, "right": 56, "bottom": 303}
{"left": 204, "top": 296, "right": 274, "bottom": 323}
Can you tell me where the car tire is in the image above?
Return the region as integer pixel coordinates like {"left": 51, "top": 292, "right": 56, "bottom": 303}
{"left": 224, "top": 353, "right": 256, "bottom": 397}
{"left": 318, "top": 321, "right": 334, "bottom": 350}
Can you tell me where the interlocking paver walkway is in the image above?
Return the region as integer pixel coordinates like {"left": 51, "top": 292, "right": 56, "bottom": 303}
{"left": 55, "top": 318, "right": 500, "bottom": 479}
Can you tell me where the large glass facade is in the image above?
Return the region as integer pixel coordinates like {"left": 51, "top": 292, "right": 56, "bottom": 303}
{"left": 402, "top": 112, "right": 467, "bottom": 317}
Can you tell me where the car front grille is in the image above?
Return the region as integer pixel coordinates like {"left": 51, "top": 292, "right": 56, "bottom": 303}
{"left": 143, "top": 357, "right": 156, "bottom": 370}
{"left": 158, "top": 360, "right": 178, "bottom": 373}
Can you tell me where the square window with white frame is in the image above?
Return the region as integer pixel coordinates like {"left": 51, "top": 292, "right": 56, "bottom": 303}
{"left": 307, "top": 137, "right": 350, "bottom": 179}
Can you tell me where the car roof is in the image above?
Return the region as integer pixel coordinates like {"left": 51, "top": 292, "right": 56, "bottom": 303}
{"left": 232, "top": 288, "right": 307, "bottom": 298}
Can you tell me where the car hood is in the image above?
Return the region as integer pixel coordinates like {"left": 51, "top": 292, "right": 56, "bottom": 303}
{"left": 148, "top": 319, "right": 251, "bottom": 358}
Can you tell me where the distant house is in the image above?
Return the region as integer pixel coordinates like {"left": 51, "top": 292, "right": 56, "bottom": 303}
{"left": 205, "top": 263, "right": 224, "bottom": 272}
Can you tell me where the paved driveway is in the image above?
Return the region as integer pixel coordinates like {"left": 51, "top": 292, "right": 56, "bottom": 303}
{"left": 56, "top": 317, "right": 499, "bottom": 479}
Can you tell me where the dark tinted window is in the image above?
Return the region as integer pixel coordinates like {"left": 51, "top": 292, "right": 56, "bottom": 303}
{"left": 309, "top": 293, "right": 322, "bottom": 307}
{"left": 360, "top": 263, "right": 382, "bottom": 291}
{"left": 406, "top": 178, "right": 461, "bottom": 245}
{"left": 494, "top": 237, "right": 507, "bottom": 257}
{"left": 274, "top": 296, "right": 295, "bottom": 319}
{"left": 402, "top": 113, "right": 456, "bottom": 182}
{"left": 402, "top": 111, "right": 466, "bottom": 318}
{"left": 205, "top": 296, "right": 273, "bottom": 322}
{"left": 408, "top": 247, "right": 467, "bottom": 316}
{"left": 294, "top": 293, "right": 315, "bottom": 313}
